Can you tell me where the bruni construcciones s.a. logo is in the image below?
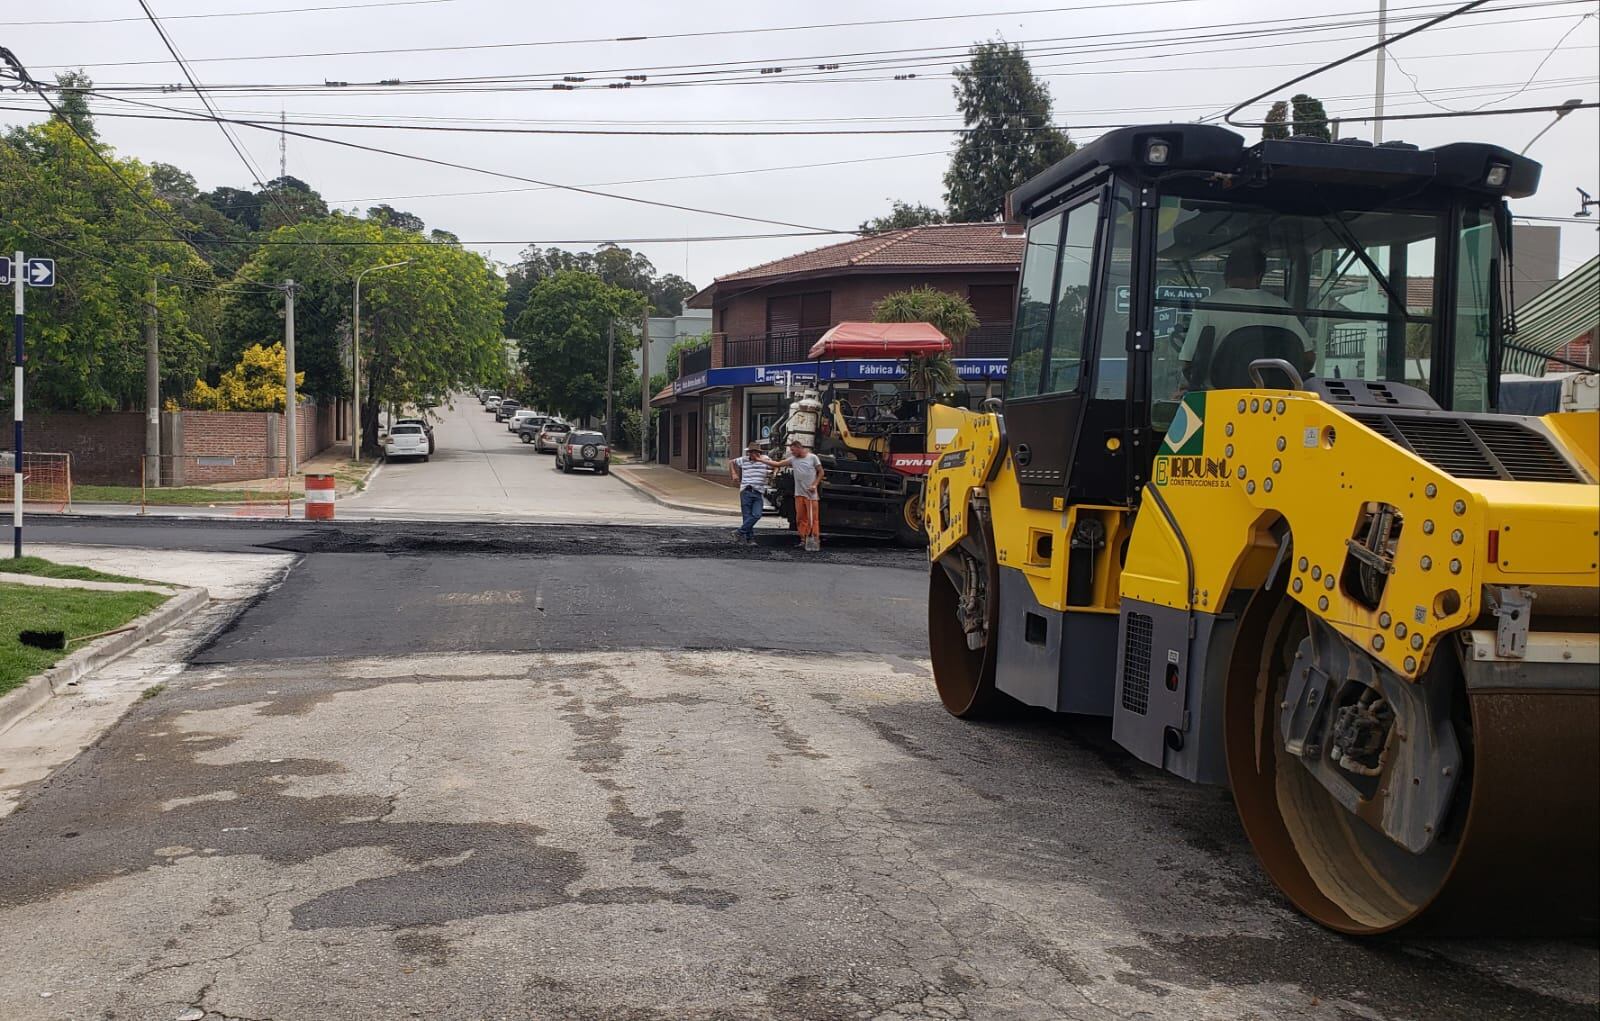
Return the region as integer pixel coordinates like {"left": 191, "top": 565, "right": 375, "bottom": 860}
{"left": 1154, "top": 391, "right": 1231, "bottom": 488}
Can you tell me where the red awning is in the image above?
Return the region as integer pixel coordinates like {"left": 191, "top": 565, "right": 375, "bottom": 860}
{"left": 806, "top": 321, "right": 952, "bottom": 360}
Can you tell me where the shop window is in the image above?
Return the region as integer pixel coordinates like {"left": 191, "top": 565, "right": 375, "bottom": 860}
{"left": 704, "top": 396, "right": 732, "bottom": 473}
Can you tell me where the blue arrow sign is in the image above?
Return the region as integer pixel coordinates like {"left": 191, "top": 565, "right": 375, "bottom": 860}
{"left": 0, "top": 258, "right": 11, "bottom": 287}
{"left": 25, "top": 258, "right": 55, "bottom": 288}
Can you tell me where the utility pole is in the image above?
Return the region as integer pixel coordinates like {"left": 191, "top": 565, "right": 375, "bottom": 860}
{"left": 11, "top": 251, "right": 22, "bottom": 558}
{"left": 145, "top": 277, "right": 160, "bottom": 488}
{"left": 351, "top": 260, "right": 411, "bottom": 463}
{"left": 284, "top": 280, "right": 297, "bottom": 478}
{"left": 639, "top": 308, "right": 651, "bottom": 460}
{"left": 1373, "top": 0, "right": 1388, "bottom": 144}
{"left": 604, "top": 319, "right": 616, "bottom": 437}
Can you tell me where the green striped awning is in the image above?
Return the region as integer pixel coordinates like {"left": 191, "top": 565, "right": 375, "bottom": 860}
{"left": 1504, "top": 254, "right": 1599, "bottom": 376}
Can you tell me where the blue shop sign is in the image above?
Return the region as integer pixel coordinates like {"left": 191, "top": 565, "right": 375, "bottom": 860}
{"left": 669, "top": 358, "right": 1007, "bottom": 396}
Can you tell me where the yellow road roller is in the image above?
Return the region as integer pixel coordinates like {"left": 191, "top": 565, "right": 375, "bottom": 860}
{"left": 923, "top": 123, "right": 1598, "bottom": 935}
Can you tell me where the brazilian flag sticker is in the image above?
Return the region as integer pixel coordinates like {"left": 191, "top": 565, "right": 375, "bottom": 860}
{"left": 1161, "top": 392, "right": 1207, "bottom": 456}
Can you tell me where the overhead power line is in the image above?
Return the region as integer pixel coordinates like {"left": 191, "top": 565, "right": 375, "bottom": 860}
{"left": 36, "top": 72, "right": 1589, "bottom": 131}
{"left": 1, "top": 0, "right": 461, "bottom": 27}
{"left": 50, "top": 0, "right": 1583, "bottom": 90}
{"left": 132, "top": 0, "right": 350, "bottom": 287}
{"left": 1224, "top": 0, "right": 1494, "bottom": 128}
{"left": 34, "top": 0, "right": 1211, "bottom": 70}
{"left": 73, "top": 72, "right": 855, "bottom": 235}
{"left": 0, "top": 44, "right": 267, "bottom": 286}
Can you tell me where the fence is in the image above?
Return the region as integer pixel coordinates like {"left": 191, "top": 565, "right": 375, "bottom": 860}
{"left": 0, "top": 451, "right": 73, "bottom": 513}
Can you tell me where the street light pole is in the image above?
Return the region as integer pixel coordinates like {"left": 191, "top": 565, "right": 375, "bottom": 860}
{"left": 1521, "top": 98, "right": 1585, "bottom": 154}
{"left": 352, "top": 260, "right": 412, "bottom": 463}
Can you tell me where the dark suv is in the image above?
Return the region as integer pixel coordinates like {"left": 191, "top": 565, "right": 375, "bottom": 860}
{"left": 493, "top": 398, "right": 521, "bottom": 423}
{"left": 555, "top": 430, "right": 610, "bottom": 474}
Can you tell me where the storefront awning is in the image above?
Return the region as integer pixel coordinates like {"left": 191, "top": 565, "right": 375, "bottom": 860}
{"left": 807, "top": 321, "right": 951, "bottom": 360}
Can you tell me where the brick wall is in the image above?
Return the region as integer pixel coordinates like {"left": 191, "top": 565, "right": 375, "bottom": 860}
{"left": 6, "top": 400, "right": 339, "bottom": 487}
{"left": 0, "top": 412, "right": 145, "bottom": 485}
{"left": 177, "top": 400, "right": 337, "bottom": 483}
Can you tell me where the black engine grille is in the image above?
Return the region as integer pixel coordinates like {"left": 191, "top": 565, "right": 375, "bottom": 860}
{"left": 1120, "top": 612, "right": 1153, "bottom": 716}
{"left": 1349, "top": 412, "right": 1584, "bottom": 484}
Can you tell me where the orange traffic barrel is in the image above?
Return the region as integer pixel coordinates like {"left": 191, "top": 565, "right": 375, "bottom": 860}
{"left": 305, "top": 474, "right": 336, "bottom": 520}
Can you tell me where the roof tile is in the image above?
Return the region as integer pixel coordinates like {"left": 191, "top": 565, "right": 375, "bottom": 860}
{"left": 707, "top": 222, "right": 1024, "bottom": 288}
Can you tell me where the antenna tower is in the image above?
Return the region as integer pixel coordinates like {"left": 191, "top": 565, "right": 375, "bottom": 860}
{"left": 278, "top": 107, "right": 287, "bottom": 181}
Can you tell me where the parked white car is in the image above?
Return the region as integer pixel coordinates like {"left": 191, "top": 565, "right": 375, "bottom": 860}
{"left": 384, "top": 423, "right": 430, "bottom": 462}
{"left": 508, "top": 408, "right": 542, "bottom": 433}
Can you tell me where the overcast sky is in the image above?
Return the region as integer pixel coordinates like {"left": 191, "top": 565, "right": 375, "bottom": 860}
{"left": 3, "top": 0, "right": 1596, "bottom": 289}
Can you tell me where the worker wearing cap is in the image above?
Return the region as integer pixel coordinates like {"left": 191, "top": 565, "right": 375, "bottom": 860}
{"left": 729, "top": 440, "right": 773, "bottom": 543}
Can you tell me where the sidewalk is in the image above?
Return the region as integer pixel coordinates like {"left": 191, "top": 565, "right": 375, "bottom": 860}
{"left": 609, "top": 464, "right": 739, "bottom": 516}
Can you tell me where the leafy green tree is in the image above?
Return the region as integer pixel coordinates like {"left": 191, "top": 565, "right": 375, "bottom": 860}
{"left": 1291, "top": 94, "right": 1332, "bottom": 141}
{"left": 0, "top": 118, "right": 218, "bottom": 412}
{"left": 503, "top": 244, "right": 696, "bottom": 333}
{"left": 200, "top": 186, "right": 261, "bottom": 231}
{"left": 367, "top": 204, "right": 425, "bottom": 232}
{"left": 860, "top": 200, "right": 948, "bottom": 233}
{"left": 944, "top": 41, "right": 1075, "bottom": 222}
{"left": 1263, "top": 101, "right": 1290, "bottom": 140}
{"left": 224, "top": 216, "right": 503, "bottom": 454}
{"left": 50, "top": 71, "right": 97, "bottom": 141}
{"left": 256, "top": 176, "right": 328, "bottom": 230}
{"left": 188, "top": 342, "right": 302, "bottom": 411}
{"left": 650, "top": 273, "right": 697, "bottom": 317}
{"left": 515, "top": 270, "right": 648, "bottom": 429}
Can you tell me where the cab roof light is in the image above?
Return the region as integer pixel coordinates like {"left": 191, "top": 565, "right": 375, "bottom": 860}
{"left": 1145, "top": 138, "right": 1172, "bottom": 166}
{"left": 1485, "top": 162, "right": 1511, "bottom": 188}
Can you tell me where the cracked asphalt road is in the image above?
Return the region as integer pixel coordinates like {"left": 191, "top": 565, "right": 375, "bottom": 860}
{"left": 0, "top": 522, "right": 1594, "bottom": 1020}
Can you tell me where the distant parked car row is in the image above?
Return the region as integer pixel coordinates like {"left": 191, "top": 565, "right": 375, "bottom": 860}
{"left": 472, "top": 387, "right": 610, "bottom": 476}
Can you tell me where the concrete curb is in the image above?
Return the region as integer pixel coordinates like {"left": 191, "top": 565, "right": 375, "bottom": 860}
{"left": 609, "top": 467, "right": 739, "bottom": 517}
{"left": 0, "top": 586, "right": 209, "bottom": 738}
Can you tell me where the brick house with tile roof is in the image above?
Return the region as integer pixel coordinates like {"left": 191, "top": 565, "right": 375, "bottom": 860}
{"left": 652, "top": 223, "right": 1023, "bottom": 479}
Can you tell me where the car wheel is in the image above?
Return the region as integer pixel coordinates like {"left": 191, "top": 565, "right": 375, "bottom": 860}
{"left": 422, "top": 455, "right": 430, "bottom": 463}
{"left": 561, "top": 459, "right": 573, "bottom": 474}
{"left": 598, "top": 464, "right": 609, "bottom": 475}
{"left": 520, "top": 434, "right": 532, "bottom": 444}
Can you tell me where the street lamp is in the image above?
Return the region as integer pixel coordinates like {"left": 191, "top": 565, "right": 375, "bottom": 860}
{"left": 1521, "top": 98, "right": 1584, "bottom": 155}
{"left": 352, "top": 260, "right": 411, "bottom": 462}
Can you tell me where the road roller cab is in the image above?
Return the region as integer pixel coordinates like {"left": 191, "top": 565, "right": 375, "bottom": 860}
{"left": 922, "top": 123, "right": 1599, "bottom": 934}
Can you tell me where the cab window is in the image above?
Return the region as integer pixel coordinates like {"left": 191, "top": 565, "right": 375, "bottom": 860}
{"left": 1043, "top": 195, "right": 1103, "bottom": 394}
{"left": 1007, "top": 194, "right": 1103, "bottom": 399}
{"left": 1007, "top": 211, "right": 1062, "bottom": 400}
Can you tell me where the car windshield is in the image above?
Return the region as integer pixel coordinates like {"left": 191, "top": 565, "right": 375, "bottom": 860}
{"left": 392, "top": 425, "right": 422, "bottom": 435}
{"left": 572, "top": 432, "right": 605, "bottom": 444}
{"left": 544, "top": 423, "right": 569, "bottom": 432}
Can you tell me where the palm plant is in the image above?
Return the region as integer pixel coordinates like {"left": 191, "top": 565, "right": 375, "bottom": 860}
{"left": 871, "top": 286, "right": 978, "bottom": 396}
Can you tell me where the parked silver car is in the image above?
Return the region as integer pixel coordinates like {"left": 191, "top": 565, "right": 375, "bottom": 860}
{"left": 534, "top": 420, "right": 571, "bottom": 453}
{"left": 555, "top": 430, "right": 610, "bottom": 474}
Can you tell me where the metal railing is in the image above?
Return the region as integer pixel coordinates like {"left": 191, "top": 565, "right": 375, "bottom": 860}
{"left": 723, "top": 329, "right": 828, "bottom": 367}
{"left": 960, "top": 323, "right": 1013, "bottom": 358}
{"left": 679, "top": 342, "right": 712, "bottom": 376}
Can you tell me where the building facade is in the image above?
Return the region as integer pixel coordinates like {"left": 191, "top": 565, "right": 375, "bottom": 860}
{"left": 652, "top": 224, "right": 1023, "bottom": 478}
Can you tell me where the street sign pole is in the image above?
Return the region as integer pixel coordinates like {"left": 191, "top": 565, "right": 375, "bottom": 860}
{"left": 12, "top": 251, "right": 23, "bottom": 558}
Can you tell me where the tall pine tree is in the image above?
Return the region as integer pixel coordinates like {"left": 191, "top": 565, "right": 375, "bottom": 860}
{"left": 943, "top": 41, "right": 1074, "bottom": 222}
